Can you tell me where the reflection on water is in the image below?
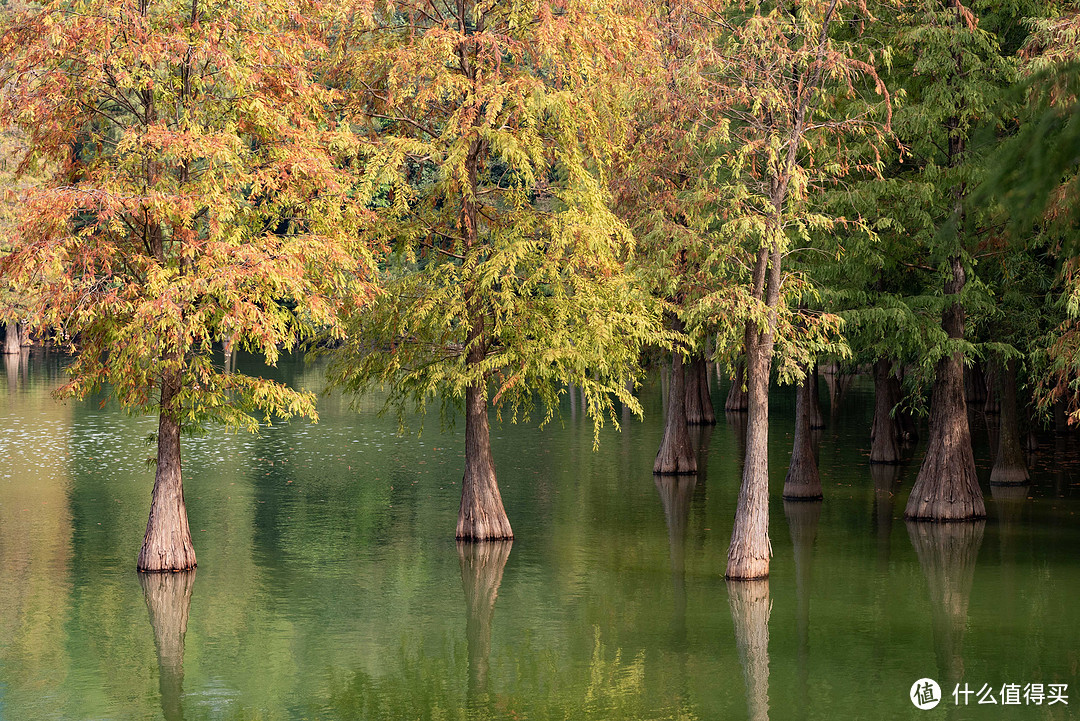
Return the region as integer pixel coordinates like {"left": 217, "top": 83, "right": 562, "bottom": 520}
{"left": 458, "top": 540, "right": 511, "bottom": 711}
{"left": 728, "top": 579, "right": 771, "bottom": 721}
{"left": 141, "top": 570, "right": 196, "bottom": 721}
{"left": 1, "top": 353, "right": 1080, "bottom": 720}
{"left": 907, "top": 520, "right": 986, "bottom": 688}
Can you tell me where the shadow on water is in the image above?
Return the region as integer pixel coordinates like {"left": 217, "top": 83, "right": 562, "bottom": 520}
{"left": 140, "top": 570, "right": 196, "bottom": 721}
{"left": 906, "top": 520, "right": 985, "bottom": 690}
{"left": 458, "top": 540, "right": 512, "bottom": 715}
{"left": 728, "top": 579, "right": 770, "bottom": 721}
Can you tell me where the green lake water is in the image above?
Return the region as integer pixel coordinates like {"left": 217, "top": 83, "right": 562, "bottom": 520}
{"left": 1, "top": 351, "right": 1078, "bottom": 720}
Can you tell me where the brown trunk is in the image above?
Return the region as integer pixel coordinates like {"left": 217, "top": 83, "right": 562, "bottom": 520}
{"left": 457, "top": 382, "right": 513, "bottom": 540}
{"left": 137, "top": 369, "right": 197, "bottom": 572}
{"left": 654, "top": 352, "right": 697, "bottom": 474}
{"left": 870, "top": 358, "right": 902, "bottom": 464}
{"left": 964, "top": 361, "right": 987, "bottom": 404}
{"left": 907, "top": 520, "right": 985, "bottom": 687}
{"left": 783, "top": 369, "right": 822, "bottom": 500}
{"left": 726, "top": 361, "right": 749, "bottom": 412}
{"left": 905, "top": 256, "right": 985, "bottom": 521}
{"left": 3, "top": 321, "right": 21, "bottom": 355}
{"left": 685, "top": 356, "right": 716, "bottom": 425}
{"left": 990, "top": 359, "right": 1029, "bottom": 485}
{"left": 808, "top": 365, "right": 824, "bottom": 429}
{"left": 140, "top": 570, "right": 195, "bottom": 721}
{"left": 459, "top": 540, "right": 511, "bottom": 707}
{"left": 726, "top": 321, "right": 774, "bottom": 579}
{"left": 896, "top": 368, "right": 919, "bottom": 444}
{"left": 983, "top": 364, "right": 1000, "bottom": 414}
{"left": 727, "top": 579, "right": 771, "bottom": 721}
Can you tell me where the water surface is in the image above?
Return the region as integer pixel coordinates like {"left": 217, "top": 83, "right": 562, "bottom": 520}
{"left": 1, "top": 351, "right": 1078, "bottom": 720}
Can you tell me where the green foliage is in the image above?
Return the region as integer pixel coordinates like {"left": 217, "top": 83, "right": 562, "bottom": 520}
{"left": 325, "top": 0, "right": 667, "bottom": 441}
{"left": 0, "top": 0, "right": 375, "bottom": 431}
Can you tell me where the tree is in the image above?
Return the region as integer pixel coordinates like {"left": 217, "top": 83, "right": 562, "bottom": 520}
{"left": 325, "top": 0, "right": 665, "bottom": 540}
{"left": 694, "top": 0, "right": 889, "bottom": 579}
{"left": 0, "top": 0, "right": 373, "bottom": 570}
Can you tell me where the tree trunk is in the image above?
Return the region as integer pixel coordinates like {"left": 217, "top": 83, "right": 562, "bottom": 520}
{"left": 654, "top": 352, "right": 697, "bottom": 474}
{"left": 3, "top": 321, "right": 20, "bottom": 355}
{"left": 726, "top": 360, "right": 749, "bottom": 412}
{"left": 685, "top": 355, "right": 716, "bottom": 425}
{"left": 459, "top": 540, "right": 511, "bottom": 708}
{"left": 783, "top": 368, "right": 822, "bottom": 500}
{"left": 808, "top": 364, "right": 824, "bottom": 429}
{"left": 983, "top": 363, "right": 1000, "bottom": 414}
{"left": 964, "top": 361, "right": 986, "bottom": 404}
{"left": 137, "top": 369, "right": 198, "bottom": 572}
{"left": 140, "top": 570, "right": 195, "bottom": 721}
{"left": 727, "top": 579, "right": 771, "bottom": 721}
{"left": 726, "top": 322, "right": 773, "bottom": 579}
{"left": 457, "top": 382, "right": 513, "bottom": 540}
{"left": 870, "top": 358, "right": 902, "bottom": 464}
{"left": 990, "top": 358, "right": 1029, "bottom": 485}
{"left": 905, "top": 257, "right": 985, "bottom": 521}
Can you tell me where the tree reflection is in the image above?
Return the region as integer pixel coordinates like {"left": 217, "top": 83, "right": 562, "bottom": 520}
{"left": 784, "top": 499, "right": 820, "bottom": 719}
{"left": 906, "top": 521, "right": 985, "bottom": 688}
{"left": 655, "top": 473, "right": 697, "bottom": 641}
{"left": 871, "top": 463, "right": 902, "bottom": 568}
{"left": 458, "top": 540, "right": 512, "bottom": 713}
{"left": 728, "top": 579, "right": 770, "bottom": 721}
{"left": 140, "top": 570, "right": 196, "bottom": 721}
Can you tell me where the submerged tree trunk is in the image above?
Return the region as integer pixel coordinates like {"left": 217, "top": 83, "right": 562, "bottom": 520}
{"left": 685, "top": 355, "right": 717, "bottom": 425}
{"left": 783, "top": 369, "right": 822, "bottom": 500}
{"left": 140, "top": 570, "right": 195, "bottom": 721}
{"left": 726, "top": 360, "right": 749, "bottom": 412}
{"left": 990, "top": 358, "right": 1029, "bottom": 485}
{"left": 3, "top": 321, "right": 21, "bottom": 355}
{"left": 784, "top": 499, "right": 820, "bottom": 720}
{"left": 459, "top": 540, "right": 512, "bottom": 707}
{"left": 727, "top": 259, "right": 777, "bottom": 579}
{"left": 137, "top": 369, "right": 198, "bottom": 572}
{"left": 457, "top": 382, "right": 514, "bottom": 540}
{"left": 655, "top": 352, "right": 697, "bottom": 474}
{"left": 656, "top": 474, "right": 696, "bottom": 642}
{"left": 870, "top": 358, "right": 902, "bottom": 465}
{"left": 872, "top": 463, "right": 902, "bottom": 569}
{"left": 905, "top": 257, "right": 985, "bottom": 521}
{"left": 728, "top": 579, "right": 771, "bottom": 721}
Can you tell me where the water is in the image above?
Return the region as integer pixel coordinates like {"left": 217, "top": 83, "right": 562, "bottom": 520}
{"left": 1, "top": 350, "right": 1078, "bottom": 720}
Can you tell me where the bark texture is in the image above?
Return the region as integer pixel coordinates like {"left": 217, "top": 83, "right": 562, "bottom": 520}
{"left": 458, "top": 540, "right": 511, "bottom": 707}
{"left": 725, "top": 361, "right": 749, "bottom": 412}
{"left": 140, "top": 569, "right": 195, "bottom": 721}
{"left": 3, "top": 321, "right": 20, "bottom": 355}
{"left": 870, "top": 358, "right": 902, "bottom": 464}
{"left": 685, "top": 355, "right": 716, "bottom": 425}
{"left": 783, "top": 369, "right": 822, "bottom": 500}
{"left": 137, "top": 369, "right": 198, "bottom": 572}
{"left": 990, "top": 359, "right": 1029, "bottom": 485}
{"left": 726, "top": 316, "right": 774, "bottom": 579}
{"left": 654, "top": 352, "right": 697, "bottom": 474}
{"left": 907, "top": 520, "right": 985, "bottom": 687}
{"left": 728, "top": 579, "right": 771, "bottom": 721}
{"left": 905, "top": 257, "right": 986, "bottom": 521}
{"left": 808, "top": 365, "right": 824, "bottom": 430}
{"left": 457, "top": 382, "right": 513, "bottom": 540}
